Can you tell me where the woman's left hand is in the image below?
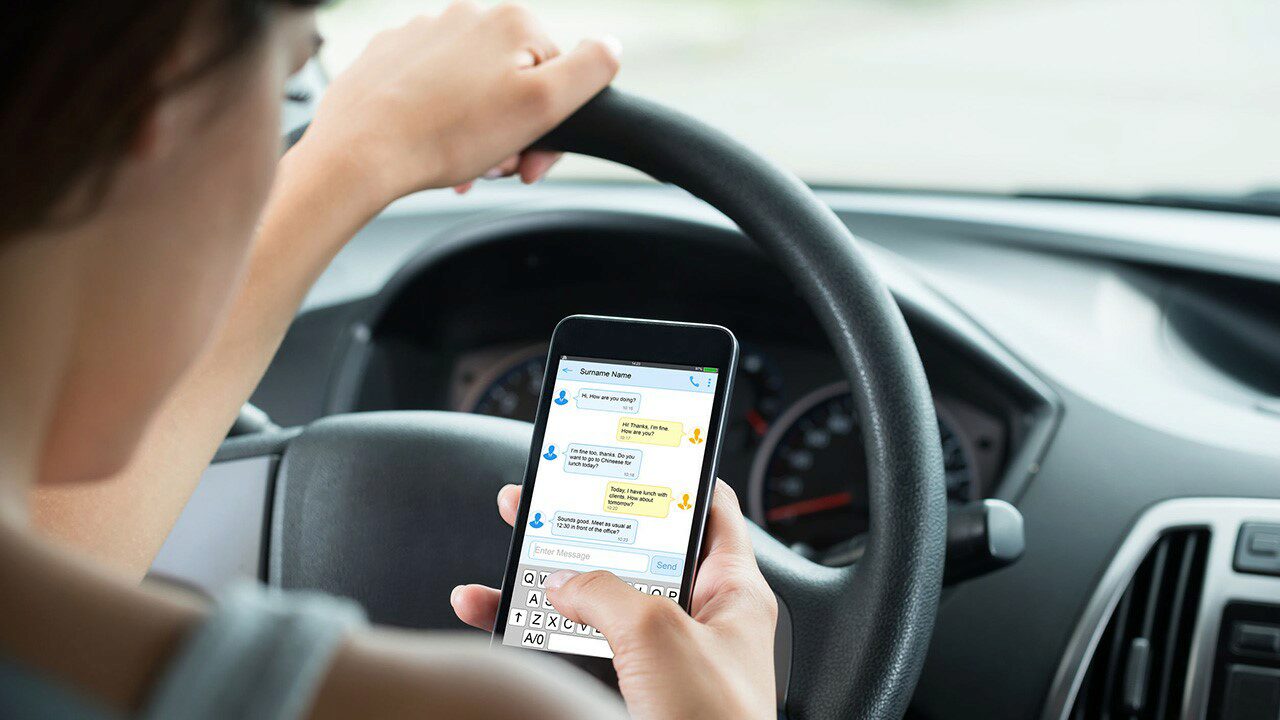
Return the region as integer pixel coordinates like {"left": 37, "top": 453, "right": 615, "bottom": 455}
{"left": 292, "top": 1, "right": 621, "bottom": 213}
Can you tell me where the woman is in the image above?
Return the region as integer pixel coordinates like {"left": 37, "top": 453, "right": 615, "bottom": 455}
{"left": 0, "top": 1, "right": 777, "bottom": 718}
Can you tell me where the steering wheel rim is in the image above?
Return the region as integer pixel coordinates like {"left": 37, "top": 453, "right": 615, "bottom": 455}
{"left": 533, "top": 87, "right": 946, "bottom": 718}
{"left": 271, "top": 88, "right": 945, "bottom": 719}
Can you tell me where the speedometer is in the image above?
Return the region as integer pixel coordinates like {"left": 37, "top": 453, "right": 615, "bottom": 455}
{"left": 747, "top": 382, "right": 976, "bottom": 553}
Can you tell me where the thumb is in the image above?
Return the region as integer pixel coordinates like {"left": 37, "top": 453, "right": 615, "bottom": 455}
{"left": 545, "top": 570, "right": 683, "bottom": 649}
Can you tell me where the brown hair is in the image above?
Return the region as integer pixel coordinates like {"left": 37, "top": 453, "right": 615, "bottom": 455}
{"left": 0, "top": 0, "right": 323, "bottom": 237}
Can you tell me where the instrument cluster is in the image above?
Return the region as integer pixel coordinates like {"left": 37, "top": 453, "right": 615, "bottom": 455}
{"left": 450, "top": 340, "right": 1007, "bottom": 557}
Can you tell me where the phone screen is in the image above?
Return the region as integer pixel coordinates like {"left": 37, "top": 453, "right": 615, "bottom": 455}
{"left": 501, "top": 354, "right": 721, "bottom": 658}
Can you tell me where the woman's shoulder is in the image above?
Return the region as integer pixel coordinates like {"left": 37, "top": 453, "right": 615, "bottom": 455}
{"left": 0, "top": 655, "right": 123, "bottom": 720}
{"left": 167, "top": 584, "right": 627, "bottom": 720}
{"left": 3, "top": 559, "right": 624, "bottom": 720}
{"left": 139, "top": 583, "right": 366, "bottom": 720}
{"left": 151, "top": 582, "right": 627, "bottom": 720}
{"left": 0, "top": 571, "right": 363, "bottom": 720}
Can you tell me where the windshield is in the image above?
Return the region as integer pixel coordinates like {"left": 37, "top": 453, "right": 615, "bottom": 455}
{"left": 316, "top": 0, "right": 1280, "bottom": 197}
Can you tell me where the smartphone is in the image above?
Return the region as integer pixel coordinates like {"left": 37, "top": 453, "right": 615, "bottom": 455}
{"left": 492, "top": 315, "right": 738, "bottom": 676}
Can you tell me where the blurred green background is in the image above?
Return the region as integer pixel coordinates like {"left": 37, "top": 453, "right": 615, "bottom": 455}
{"left": 314, "top": 0, "right": 1280, "bottom": 195}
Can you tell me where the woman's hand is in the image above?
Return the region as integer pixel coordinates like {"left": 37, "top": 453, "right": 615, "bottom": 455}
{"left": 293, "top": 1, "right": 621, "bottom": 213}
{"left": 452, "top": 481, "right": 778, "bottom": 720}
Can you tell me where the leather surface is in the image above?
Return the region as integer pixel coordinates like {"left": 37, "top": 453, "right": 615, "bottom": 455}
{"left": 270, "top": 412, "right": 532, "bottom": 630}
{"left": 541, "top": 89, "right": 948, "bottom": 719}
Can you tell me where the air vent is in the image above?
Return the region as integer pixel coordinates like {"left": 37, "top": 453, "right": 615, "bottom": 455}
{"left": 1071, "top": 528, "right": 1210, "bottom": 720}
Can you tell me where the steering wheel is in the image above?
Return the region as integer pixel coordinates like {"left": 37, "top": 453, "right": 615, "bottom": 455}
{"left": 261, "top": 89, "right": 946, "bottom": 719}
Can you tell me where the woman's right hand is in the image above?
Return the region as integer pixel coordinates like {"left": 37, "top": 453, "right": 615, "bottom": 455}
{"left": 452, "top": 481, "right": 778, "bottom": 720}
{"left": 293, "top": 1, "right": 621, "bottom": 216}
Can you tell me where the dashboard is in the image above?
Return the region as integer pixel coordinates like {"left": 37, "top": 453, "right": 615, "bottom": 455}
{"left": 333, "top": 214, "right": 1046, "bottom": 562}
{"left": 221, "top": 183, "right": 1280, "bottom": 720}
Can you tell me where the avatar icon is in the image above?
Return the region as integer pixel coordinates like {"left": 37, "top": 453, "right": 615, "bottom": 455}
{"left": 529, "top": 512, "right": 545, "bottom": 529}
{"left": 677, "top": 494, "right": 692, "bottom": 510}
{"left": 543, "top": 444, "right": 558, "bottom": 461}
{"left": 553, "top": 390, "right": 569, "bottom": 405}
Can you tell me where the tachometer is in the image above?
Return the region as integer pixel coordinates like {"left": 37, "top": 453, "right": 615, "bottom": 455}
{"left": 747, "top": 382, "right": 976, "bottom": 553}
{"left": 465, "top": 343, "right": 786, "bottom": 444}
{"left": 725, "top": 345, "right": 785, "bottom": 451}
{"left": 466, "top": 347, "right": 547, "bottom": 421}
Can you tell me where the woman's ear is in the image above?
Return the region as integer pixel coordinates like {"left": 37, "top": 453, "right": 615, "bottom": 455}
{"left": 126, "top": 91, "right": 182, "bottom": 163}
{"left": 127, "top": 106, "right": 163, "bottom": 161}
{"left": 129, "top": 20, "right": 206, "bottom": 164}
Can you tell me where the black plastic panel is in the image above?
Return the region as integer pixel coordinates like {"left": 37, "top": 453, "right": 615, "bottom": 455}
{"left": 1210, "top": 603, "right": 1280, "bottom": 719}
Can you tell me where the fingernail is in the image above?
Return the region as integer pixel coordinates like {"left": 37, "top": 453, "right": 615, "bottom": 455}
{"left": 450, "top": 585, "right": 464, "bottom": 604}
{"left": 545, "top": 570, "right": 579, "bottom": 590}
{"left": 483, "top": 168, "right": 504, "bottom": 180}
{"left": 598, "top": 34, "right": 623, "bottom": 60}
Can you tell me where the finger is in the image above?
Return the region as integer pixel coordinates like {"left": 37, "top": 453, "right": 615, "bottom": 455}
{"left": 701, "top": 479, "right": 755, "bottom": 561}
{"left": 514, "top": 41, "right": 561, "bottom": 69}
{"left": 690, "top": 481, "right": 775, "bottom": 625}
{"left": 545, "top": 569, "right": 682, "bottom": 650}
{"left": 526, "top": 36, "right": 622, "bottom": 120}
{"left": 518, "top": 150, "right": 561, "bottom": 184}
{"left": 492, "top": 3, "right": 560, "bottom": 69}
{"left": 497, "top": 484, "right": 521, "bottom": 527}
{"left": 453, "top": 181, "right": 474, "bottom": 194}
{"left": 484, "top": 154, "right": 521, "bottom": 179}
{"left": 450, "top": 584, "right": 502, "bottom": 632}
{"left": 441, "top": 0, "right": 483, "bottom": 23}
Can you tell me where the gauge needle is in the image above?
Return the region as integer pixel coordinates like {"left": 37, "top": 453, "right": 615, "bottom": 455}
{"left": 765, "top": 491, "right": 854, "bottom": 522}
{"left": 745, "top": 409, "right": 770, "bottom": 437}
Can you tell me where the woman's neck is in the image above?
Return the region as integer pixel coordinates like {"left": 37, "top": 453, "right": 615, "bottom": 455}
{"left": 0, "top": 479, "right": 27, "bottom": 529}
{"left": 0, "top": 229, "right": 83, "bottom": 528}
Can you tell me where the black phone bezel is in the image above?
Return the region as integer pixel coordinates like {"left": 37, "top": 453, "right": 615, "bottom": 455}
{"left": 490, "top": 314, "right": 738, "bottom": 679}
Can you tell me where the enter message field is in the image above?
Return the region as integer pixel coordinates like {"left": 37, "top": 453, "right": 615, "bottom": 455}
{"left": 528, "top": 541, "right": 650, "bottom": 573}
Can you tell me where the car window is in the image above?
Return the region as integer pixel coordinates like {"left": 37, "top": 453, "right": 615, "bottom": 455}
{"left": 317, "top": 0, "right": 1280, "bottom": 198}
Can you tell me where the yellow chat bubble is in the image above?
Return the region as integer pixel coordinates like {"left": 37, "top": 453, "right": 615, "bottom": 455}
{"left": 616, "top": 417, "right": 685, "bottom": 447}
{"left": 604, "top": 481, "right": 674, "bottom": 518}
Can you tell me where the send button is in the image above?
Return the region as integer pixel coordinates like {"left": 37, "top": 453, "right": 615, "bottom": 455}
{"left": 650, "top": 555, "right": 684, "bottom": 576}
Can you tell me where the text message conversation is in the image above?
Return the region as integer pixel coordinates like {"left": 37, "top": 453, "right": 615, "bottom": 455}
{"left": 504, "top": 356, "right": 718, "bottom": 658}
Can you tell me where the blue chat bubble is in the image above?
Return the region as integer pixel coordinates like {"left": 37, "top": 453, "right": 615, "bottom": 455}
{"left": 575, "top": 388, "right": 641, "bottom": 414}
{"left": 551, "top": 511, "right": 638, "bottom": 544}
{"left": 564, "top": 444, "right": 642, "bottom": 480}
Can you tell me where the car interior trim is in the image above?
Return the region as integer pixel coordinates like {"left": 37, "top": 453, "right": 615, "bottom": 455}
{"left": 1043, "top": 497, "right": 1280, "bottom": 720}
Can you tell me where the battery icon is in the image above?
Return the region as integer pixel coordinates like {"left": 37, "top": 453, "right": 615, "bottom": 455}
{"left": 703, "top": 367, "right": 719, "bottom": 373}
